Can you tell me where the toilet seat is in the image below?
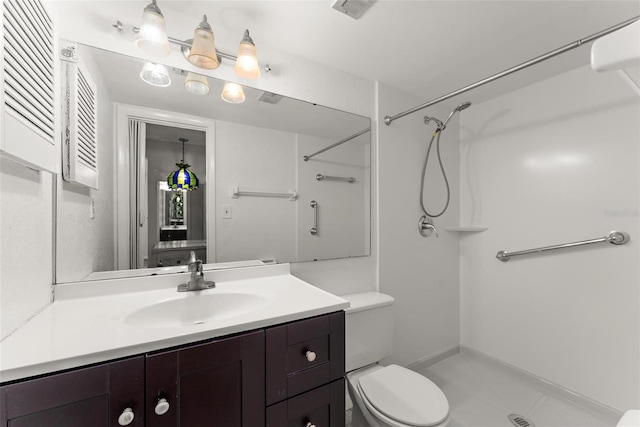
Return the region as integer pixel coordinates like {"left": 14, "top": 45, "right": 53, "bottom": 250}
{"left": 356, "top": 364, "right": 449, "bottom": 427}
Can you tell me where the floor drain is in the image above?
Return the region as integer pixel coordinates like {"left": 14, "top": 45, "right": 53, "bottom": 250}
{"left": 508, "top": 414, "right": 535, "bottom": 427}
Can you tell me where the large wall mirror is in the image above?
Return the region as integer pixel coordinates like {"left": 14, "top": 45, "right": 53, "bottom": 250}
{"left": 56, "top": 44, "right": 371, "bottom": 283}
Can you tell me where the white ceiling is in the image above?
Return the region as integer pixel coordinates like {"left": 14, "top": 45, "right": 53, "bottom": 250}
{"left": 152, "top": 0, "right": 639, "bottom": 103}
{"left": 65, "top": 1, "right": 639, "bottom": 112}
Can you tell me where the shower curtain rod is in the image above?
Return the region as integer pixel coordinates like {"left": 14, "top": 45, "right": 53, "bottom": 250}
{"left": 383, "top": 15, "right": 640, "bottom": 126}
{"left": 303, "top": 128, "right": 371, "bottom": 161}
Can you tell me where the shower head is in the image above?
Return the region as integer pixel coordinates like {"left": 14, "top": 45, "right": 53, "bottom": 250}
{"left": 456, "top": 101, "right": 472, "bottom": 112}
{"left": 442, "top": 101, "right": 472, "bottom": 128}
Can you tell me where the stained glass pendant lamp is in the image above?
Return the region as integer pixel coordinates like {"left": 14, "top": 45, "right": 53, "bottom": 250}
{"left": 167, "top": 138, "right": 199, "bottom": 191}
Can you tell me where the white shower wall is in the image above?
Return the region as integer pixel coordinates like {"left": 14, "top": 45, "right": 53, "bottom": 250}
{"left": 378, "top": 82, "right": 461, "bottom": 367}
{"left": 459, "top": 64, "right": 640, "bottom": 411}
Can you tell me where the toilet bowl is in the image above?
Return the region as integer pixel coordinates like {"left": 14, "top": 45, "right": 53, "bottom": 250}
{"left": 347, "top": 364, "right": 451, "bottom": 427}
{"left": 343, "top": 292, "right": 451, "bottom": 427}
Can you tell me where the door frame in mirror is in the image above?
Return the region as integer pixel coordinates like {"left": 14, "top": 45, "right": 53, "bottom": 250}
{"left": 115, "top": 103, "right": 215, "bottom": 270}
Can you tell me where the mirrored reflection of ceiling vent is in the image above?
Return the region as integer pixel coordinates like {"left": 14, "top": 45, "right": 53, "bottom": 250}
{"left": 331, "top": 0, "right": 376, "bottom": 19}
{"left": 258, "top": 91, "right": 283, "bottom": 104}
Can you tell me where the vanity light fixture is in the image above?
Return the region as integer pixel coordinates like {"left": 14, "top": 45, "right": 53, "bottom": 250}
{"left": 168, "top": 138, "right": 199, "bottom": 191}
{"left": 221, "top": 82, "right": 246, "bottom": 104}
{"left": 184, "top": 72, "right": 210, "bottom": 95}
{"left": 113, "top": 1, "right": 271, "bottom": 77}
{"left": 140, "top": 62, "right": 171, "bottom": 87}
{"left": 136, "top": 0, "right": 171, "bottom": 57}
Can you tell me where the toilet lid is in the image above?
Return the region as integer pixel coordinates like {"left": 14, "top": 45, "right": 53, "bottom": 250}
{"left": 358, "top": 364, "right": 449, "bottom": 427}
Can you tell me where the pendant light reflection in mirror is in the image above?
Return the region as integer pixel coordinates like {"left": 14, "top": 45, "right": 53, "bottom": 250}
{"left": 168, "top": 138, "right": 199, "bottom": 191}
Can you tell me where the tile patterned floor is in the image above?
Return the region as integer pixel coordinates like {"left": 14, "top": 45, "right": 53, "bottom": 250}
{"left": 346, "top": 351, "right": 621, "bottom": 427}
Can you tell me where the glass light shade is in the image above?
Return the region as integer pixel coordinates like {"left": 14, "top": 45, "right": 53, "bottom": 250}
{"left": 234, "top": 42, "right": 261, "bottom": 79}
{"left": 221, "top": 82, "right": 246, "bottom": 104}
{"left": 184, "top": 72, "right": 209, "bottom": 95}
{"left": 188, "top": 16, "right": 219, "bottom": 69}
{"left": 140, "top": 62, "right": 171, "bottom": 87}
{"left": 167, "top": 163, "right": 199, "bottom": 191}
{"left": 234, "top": 31, "right": 261, "bottom": 79}
{"left": 136, "top": 1, "right": 171, "bottom": 57}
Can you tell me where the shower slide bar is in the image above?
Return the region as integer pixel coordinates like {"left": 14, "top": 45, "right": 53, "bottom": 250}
{"left": 303, "top": 128, "right": 371, "bottom": 161}
{"left": 231, "top": 186, "right": 298, "bottom": 201}
{"left": 496, "top": 231, "right": 630, "bottom": 262}
{"left": 316, "top": 174, "right": 356, "bottom": 183}
{"left": 384, "top": 15, "right": 640, "bottom": 126}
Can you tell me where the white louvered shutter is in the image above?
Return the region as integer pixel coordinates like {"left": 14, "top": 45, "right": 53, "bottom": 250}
{"left": 61, "top": 40, "right": 98, "bottom": 189}
{"left": 1, "top": 0, "right": 56, "bottom": 172}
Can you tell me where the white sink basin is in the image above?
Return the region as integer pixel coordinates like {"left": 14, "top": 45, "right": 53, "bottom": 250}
{"left": 124, "top": 292, "right": 268, "bottom": 328}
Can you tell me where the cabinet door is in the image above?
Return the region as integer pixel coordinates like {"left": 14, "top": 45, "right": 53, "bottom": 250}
{"left": 146, "top": 330, "right": 265, "bottom": 427}
{"left": 0, "top": 356, "right": 145, "bottom": 427}
{"left": 266, "top": 379, "right": 345, "bottom": 427}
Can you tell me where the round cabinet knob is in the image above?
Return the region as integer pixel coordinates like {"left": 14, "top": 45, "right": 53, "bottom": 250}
{"left": 306, "top": 422, "right": 317, "bottom": 427}
{"left": 117, "top": 408, "right": 135, "bottom": 426}
{"left": 305, "top": 350, "right": 317, "bottom": 362}
{"left": 155, "top": 398, "right": 170, "bottom": 416}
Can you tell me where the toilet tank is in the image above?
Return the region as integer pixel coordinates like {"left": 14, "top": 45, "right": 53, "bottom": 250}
{"left": 342, "top": 292, "right": 394, "bottom": 372}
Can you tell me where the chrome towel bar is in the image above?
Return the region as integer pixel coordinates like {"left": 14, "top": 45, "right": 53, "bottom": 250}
{"left": 496, "top": 231, "right": 630, "bottom": 262}
{"left": 231, "top": 186, "right": 298, "bottom": 201}
{"left": 316, "top": 174, "right": 355, "bottom": 183}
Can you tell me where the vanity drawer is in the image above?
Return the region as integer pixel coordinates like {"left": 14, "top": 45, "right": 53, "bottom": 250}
{"left": 266, "top": 311, "right": 345, "bottom": 405}
{"left": 266, "top": 378, "right": 345, "bottom": 427}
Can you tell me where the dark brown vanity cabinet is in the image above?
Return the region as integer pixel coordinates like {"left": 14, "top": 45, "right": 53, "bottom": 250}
{"left": 0, "top": 356, "right": 145, "bottom": 427}
{"left": 266, "top": 311, "right": 345, "bottom": 427}
{"left": 0, "top": 311, "right": 345, "bottom": 427}
{"left": 145, "top": 329, "right": 265, "bottom": 427}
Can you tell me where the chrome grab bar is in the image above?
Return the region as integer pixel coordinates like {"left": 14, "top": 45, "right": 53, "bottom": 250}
{"left": 310, "top": 200, "right": 318, "bottom": 235}
{"left": 496, "top": 231, "right": 630, "bottom": 262}
{"left": 316, "top": 173, "right": 355, "bottom": 183}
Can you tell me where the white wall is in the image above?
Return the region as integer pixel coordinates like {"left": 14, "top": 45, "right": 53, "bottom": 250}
{"left": 215, "top": 121, "right": 298, "bottom": 262}
{"left": 377, "top": 82, "right": 461, "bottom": 367}
{"left": 459, "top": 65, "right": 640, "bottom": 411}
{"left": 56, "top": 48, "right": 115, "bottom": 283}
{"left": 0, "top": 157, "right": 54, "bottom": 339}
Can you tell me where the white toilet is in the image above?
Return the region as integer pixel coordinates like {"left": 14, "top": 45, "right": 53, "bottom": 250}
{"left": 343, "top": 292, "right": 451, "bottom": 427}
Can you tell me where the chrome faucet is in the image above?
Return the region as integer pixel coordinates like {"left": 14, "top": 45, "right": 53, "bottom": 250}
{"left": 177, "top": 251, "right": 216, "bottom": 292}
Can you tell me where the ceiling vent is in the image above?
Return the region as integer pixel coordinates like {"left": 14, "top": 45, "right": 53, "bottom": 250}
{"left": 331, "top": 0, "right": 376, "bottom": 20}
{"left": 258, "top": 91, "right": 283, "bottom": 104}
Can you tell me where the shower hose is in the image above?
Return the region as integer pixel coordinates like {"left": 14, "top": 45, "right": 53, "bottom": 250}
{"left": 420, "top": 129, "right": 450, "bottom": 218}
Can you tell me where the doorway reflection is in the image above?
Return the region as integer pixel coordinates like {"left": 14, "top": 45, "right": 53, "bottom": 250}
{"left": 144, "top": 124, "right": 206, "bottom": 267}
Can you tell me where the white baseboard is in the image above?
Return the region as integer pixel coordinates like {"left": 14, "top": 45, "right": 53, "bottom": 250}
{"left": 405, "top": 345, "right": 460, "bottom": 372}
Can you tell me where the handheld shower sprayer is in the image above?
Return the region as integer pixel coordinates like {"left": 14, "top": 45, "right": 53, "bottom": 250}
{"left": 442, "top": 101, "right": 472, "bottom": 130}
{"left": 423, "top": 102, "right": 471, "bottom": 132}
{"left": 418, "top": 101, "right": 472, "bottom": 237}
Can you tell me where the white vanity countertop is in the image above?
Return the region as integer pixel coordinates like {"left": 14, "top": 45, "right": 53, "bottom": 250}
{"left": 0, "top": 264, "right": 349, "bottom": 383}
